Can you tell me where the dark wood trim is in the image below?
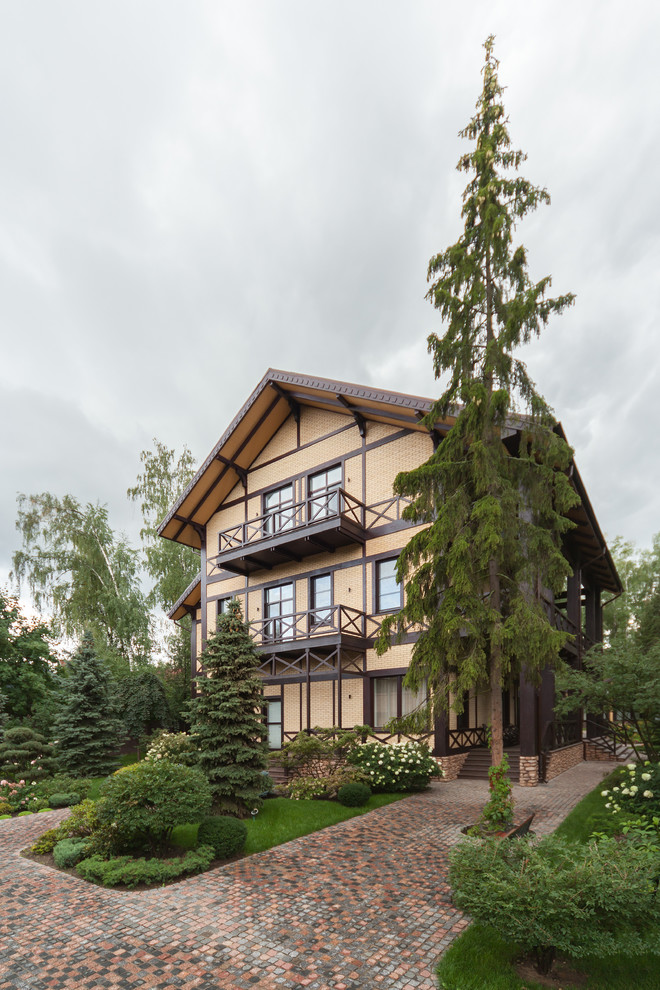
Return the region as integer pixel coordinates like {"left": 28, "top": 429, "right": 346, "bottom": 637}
{"left": 215, "top": 454, "right": 247, "bottom": 490}
{"left": 200, "top": 531, "right": 208, "bottom": 652}
{"left": 262, "top": 671, "right": 364, "bottom": 686}
{"left": 336, "top": 393, "right": 366, "bottom": 438}
{"left": 171, "top": 393, "right": 281, "bottom": 542}
{"left": 216, "top": 427, "right": 415, "bottom": 513}
{"left": 246, "top": 422, "right": 355, "bottom": 479}
{"left": 271, "top": 382, "right": 301, "bottom": 424}
{"left": 519, "top": 667, "right": 538, "bottom": 757}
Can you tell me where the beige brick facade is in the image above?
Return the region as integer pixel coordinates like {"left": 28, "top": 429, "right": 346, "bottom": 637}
{"left": 164, "top": 371, "right": 619, "bottom": 788}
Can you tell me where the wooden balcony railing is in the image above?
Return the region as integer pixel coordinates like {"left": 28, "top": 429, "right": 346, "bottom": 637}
{"left": 249, "top": 605, "right": 379, "bottom": 647}
{"left": 215, "top": 489, "right": 363, "bottom": 555}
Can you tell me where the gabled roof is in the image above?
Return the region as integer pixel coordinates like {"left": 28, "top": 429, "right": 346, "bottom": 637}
{"left": 158, "top": 369, "right": 453, "bottom": 550}
{"left": 162, "top": 368, "right": 622, "bottom": 621}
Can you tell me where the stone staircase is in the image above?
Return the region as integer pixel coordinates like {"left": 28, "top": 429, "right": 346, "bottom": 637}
{"left": 458, "top": 747, "right": 521, "bottom": 783}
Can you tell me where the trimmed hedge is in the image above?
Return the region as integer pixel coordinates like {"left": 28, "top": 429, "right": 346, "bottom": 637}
{"left": 49, "top": 792, "right": 81, "bottom": 809}
{"left": 53, "top": 838, "right": 91, "bottom": 868}
{"left": 76, "top": 845, "right": 215, "bottom": 888}
{"left": 197, "top": 816, "right": 247, "bottom": 859}
{"left": 337, "top": 782, "right": 371, "bottom": 807}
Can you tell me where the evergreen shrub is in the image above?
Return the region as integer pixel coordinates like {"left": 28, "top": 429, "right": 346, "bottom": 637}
{"left": 0, "top": 801, "right": 11, "bottom": 815}
{"left": 30, "top": 799, "right": 101, "bottom": 854}
{"left": 0, "top": 727, "right": 56, "bottom": 780}
{"left": 197, "top": 816, "right": 247, "bottom": 859}
{"left": 53, "top": 837, "right": 90, "bottom": 868}
{"left": 190, "top": 600, "right": 270, "bottom": 816}
{"left": 76, "top": 846, "right": 214, "bottom": 888}
{"left": 337, "top": 782, "right": 371, "bottom": 807}
{"left": 348, "top": 741, "right": 440, "bottom": 792}
{"left": 449, "top": 833, "right": 660, "bottom": 975}
{"left": 98, "top": 759, "right": 212, "bottom": 852}
{"left": 49, "top": 792, "right": 81, "bottom": 809}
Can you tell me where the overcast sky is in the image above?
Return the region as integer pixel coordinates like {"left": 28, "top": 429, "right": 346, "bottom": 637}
{"left": 1, "top": 0, "right": 659, "bottom": 596}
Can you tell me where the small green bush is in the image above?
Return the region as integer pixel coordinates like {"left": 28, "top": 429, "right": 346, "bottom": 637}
{"left": 449, "top": 833, "right": 660, "bottom": 975}
{"left": 0, "top": 801, "right": 11, "bottom": 815}
{"left": 337, "top": 782, "right": 371, "bottom": 807}
{"left": 30, "top": 799, "right": 101, "bottom": 855}
{"left": 0, "top": 814, "right": 10, "bottom": 820}
{"left": 49, "top": 792, "right": 81, "bottom": 809}
{"left": 53, "top": 838, "right": 91, "bottom": 868}
{"left": 197, "top": 816, "right": 247, "bottom": 859}
{"left": 98, "top": 759, "right": 212, "bottom": 853}
{"left": 18, "top": 810, "right": 33, "bottom": 816}
{"left": 76, "top": 845, "right": 214, "bottom": 888}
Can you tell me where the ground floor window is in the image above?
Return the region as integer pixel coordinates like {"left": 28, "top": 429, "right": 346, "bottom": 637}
{"left": 373, "top": 675, "right": 426, "bottom": 728}
{"left": 264, "top": 697, "right": 283, "bottom": 749}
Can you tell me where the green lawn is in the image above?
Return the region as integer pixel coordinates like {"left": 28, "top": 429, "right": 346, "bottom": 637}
{"left": 436, "top": 766, "right": 660, "bottom": 990}
{"left": 171, "top": 793, "right": 404, "bottom": 856}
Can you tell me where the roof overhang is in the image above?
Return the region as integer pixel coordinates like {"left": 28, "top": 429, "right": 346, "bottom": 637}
{"left": 160, "top": 370, "right": 621, "bottom": 604}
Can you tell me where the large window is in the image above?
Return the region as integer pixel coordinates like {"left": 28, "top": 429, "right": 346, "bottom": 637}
{"left": 264, "top": 698, "right": 283, "bottom": 750}
{"left": 310, "top": 573, "right": 333, "bottom": 630}
{"left": 308, "top": 464, "right": 342, "bottom": 520}
{"left": 263, "top": 484, "right": 295, "bottom": 535}
{"left": 264, "top": 582, "right": 294, "bottom": 641}
{"left": 372, "top": 675, "right": 427, "bottom": 728}
{"left": 375, "top": 558, "right": 401, "bottom": 613}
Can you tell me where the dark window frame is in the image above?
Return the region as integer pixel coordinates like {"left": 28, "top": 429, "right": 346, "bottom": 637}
{"left": 374, "top": 557, "right": 402, "bottom": 614}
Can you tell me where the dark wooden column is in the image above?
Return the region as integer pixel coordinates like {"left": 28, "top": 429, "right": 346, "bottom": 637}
{"left": 200, "top": 531, "right": 208, "bottom": 649}
{"left": 433, "top": 709, "right": 449, "bottom": 757}
{"left": 584, "top": 586, "right": 601, "bottom": 646}
{"left": 539, "top": 667, "right": 555, "bottom": 751}
{"left": 519, "top": 667, "right": 538, "bottom": 757}
{"left": 363, "top": 674, "right": 373, "bottom": 728}
{"left": 305, "top": 651, "right": 311, "bottom": 732}
{"left": 337, "top": 652, "right": 343, "bottom": 729}
{"left": 566, "top": 564, "right": 581, "bottom": 637}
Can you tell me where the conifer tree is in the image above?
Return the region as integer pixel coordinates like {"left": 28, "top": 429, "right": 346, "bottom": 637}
{"left": 54, "top": 632, "right": 124, "bottom": 777}
{"left": 189, "top": 600, "right": 269, "bottom": 816}
{"left": 378, "top": 37, "right": 579, "bottom": 764}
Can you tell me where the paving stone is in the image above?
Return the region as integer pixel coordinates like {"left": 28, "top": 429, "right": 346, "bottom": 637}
{"left": 0, "top": 764, "right": 609, "bottom": 989}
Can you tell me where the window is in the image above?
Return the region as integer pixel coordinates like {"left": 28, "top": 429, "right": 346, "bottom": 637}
{"left": 310, "top": 573, "right": 333, "bottom": 630}
{"left": 217, "top": 597, "right": 232, "bottom": 619}
{"left": 373, "top": 676, "right": 427, "bottom": 728}
{"left": 263, "top": 484, "right": 295, "bottom": 535}
{"left": 375, "top": 558, "right": 401, "bottom": 613}
{"left": 264, "top": 698, "right": 283, "bottom": 750}
{"left": 308, "top": 464, "right": 342, "bottom": 520}
{"left": 264, "top": 583, "right": 294, "bottom": 641}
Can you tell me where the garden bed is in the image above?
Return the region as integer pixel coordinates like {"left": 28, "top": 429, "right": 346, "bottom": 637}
{"left": 21, "top": 793, "right": 405, "bottom": 889}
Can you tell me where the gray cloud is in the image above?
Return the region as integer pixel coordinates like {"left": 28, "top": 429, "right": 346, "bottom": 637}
{"left": 2, "top": 0, "right": 659, "bottom": 598}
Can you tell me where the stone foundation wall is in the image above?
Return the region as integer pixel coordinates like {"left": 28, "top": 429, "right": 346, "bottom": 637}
{"left": 584, "top": 742, "right": 620, "bottom": 762}
{"left": 434, "top": 752, "right": 468, "bottom": 781}
{"left": 519, "top": 755, "right": 539, "bottom": 787}
{"left": 545, "top": 742, "right": 584, "bottom": 781}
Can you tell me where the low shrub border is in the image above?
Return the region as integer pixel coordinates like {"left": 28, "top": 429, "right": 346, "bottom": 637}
{"left": 76, "top": 846, "right": 215, "bottom": 888}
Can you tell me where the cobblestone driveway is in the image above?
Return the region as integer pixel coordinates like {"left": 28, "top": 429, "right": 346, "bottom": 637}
{"left": 0, "top": 763, "right": 611, "bottom": 990}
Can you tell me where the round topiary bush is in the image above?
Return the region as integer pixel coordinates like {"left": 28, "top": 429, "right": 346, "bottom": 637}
{"left": 197, "top": 815, "right": 247, "bottom": 859}
{"left": 98, "top": 759, "right": 213, "bottom": 854}
{"left": 53, "top": 837, "right": 91, "bottom": 868}
{"left": 0, "top": 801, "right": 11, "bottom": 816}
{"left": 337, "top": 782, "right": 371, "bottom": 807}
{"left": 49, "top": 792, "right": 81, "bottom": 809}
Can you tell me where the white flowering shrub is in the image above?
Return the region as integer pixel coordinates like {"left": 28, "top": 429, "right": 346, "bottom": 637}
{"left": 601, "top": 761, "right": 660, "bottom": 825}
{"left": 347, "top": 741, "right": 441, "bottom": 792}
{"left": 145, "top": 731, "right": 199, "bottom": 767}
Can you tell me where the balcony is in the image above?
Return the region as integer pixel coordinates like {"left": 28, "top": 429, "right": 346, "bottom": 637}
{"left": 209, "top": 489, "right": 366, "bottom": 575}
{"left": 250, "top": 604, "right": 379, "bottom": 654}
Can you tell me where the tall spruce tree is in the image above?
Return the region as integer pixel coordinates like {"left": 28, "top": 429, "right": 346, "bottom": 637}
{"left": 54, "top": 632, "right": 124, "bottom": 776}
{"left": 189, "top": 600, "right": 269, "bottom": 816}
{"left": 377, "top": 37, "right": 579, "bottom": 765}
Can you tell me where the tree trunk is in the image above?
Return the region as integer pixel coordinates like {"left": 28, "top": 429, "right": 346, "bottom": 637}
{"left": 489, "top": 557, "right": 504, "bottom": 766}
{"left": 534, "top": 945, "right": 556, "bottom": 976}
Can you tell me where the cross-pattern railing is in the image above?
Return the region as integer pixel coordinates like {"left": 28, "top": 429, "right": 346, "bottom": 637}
{"left": 249, "top": 605, "right": 379, "bottom": 646}
{"left": 448, "top": 726, "right": 488, "bottom": 750}
{"left": 215, "top": 489, "right": 364, "bottom": 556}
{"left": 364, "top": 495, "right": 412, "bottom": 530}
